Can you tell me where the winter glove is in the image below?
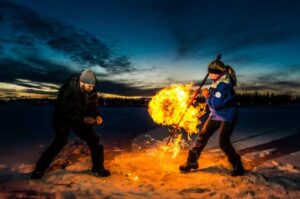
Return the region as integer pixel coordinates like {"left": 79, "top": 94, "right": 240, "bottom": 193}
{"left": 83, "top": 117, "right": 96, "bottom": 125}
{"left": 201, "top": 88, "right": 210, "bottom": 99}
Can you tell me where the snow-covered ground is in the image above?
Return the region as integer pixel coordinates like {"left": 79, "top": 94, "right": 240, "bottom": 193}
{"left": 0, "top": 104, "right": 300, "bottom": 198}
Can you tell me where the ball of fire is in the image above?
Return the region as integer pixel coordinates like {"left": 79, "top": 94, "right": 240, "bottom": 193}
{"left": 148, "top": 83, "right": 206, "bottom": 139}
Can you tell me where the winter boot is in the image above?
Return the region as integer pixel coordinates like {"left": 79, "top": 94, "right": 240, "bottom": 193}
{"left": 179, "top": 149, "right": 199, "bottom": 172}
{"left": 231, "top": 163, "right": 245, "bottom": 176}
{"left": 91, "top": 167, "right": 111, "bottom": 177}
{"left": 91, "top": 145, "right": 111, "bottom": 177}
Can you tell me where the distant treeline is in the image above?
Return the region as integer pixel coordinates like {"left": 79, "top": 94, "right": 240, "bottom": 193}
{"left": 0, "top": 97, "right": 150, "bottom": 107}
{"left": 0, "top": 92, "right": 299, "bottom": 107}
{"left": 236, "top": 92, "right": 300, "bottom": 106}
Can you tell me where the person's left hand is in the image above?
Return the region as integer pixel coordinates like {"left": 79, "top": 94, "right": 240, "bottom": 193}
{"left": 96, "top": 116, "right": 103, "bottom": 125}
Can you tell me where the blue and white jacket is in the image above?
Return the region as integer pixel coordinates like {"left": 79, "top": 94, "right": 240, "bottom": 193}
{"left": 206, "top": 74, "right": 238, "bottom": 122}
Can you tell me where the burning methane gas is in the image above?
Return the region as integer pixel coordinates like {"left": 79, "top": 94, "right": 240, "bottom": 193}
{"left": 148, "top": 83, "right": 206, "bottom": 139}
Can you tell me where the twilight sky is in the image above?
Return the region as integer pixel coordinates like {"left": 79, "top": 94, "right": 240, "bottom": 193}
{"left": 0, "top": 0, "right": 300, "bottom": 98}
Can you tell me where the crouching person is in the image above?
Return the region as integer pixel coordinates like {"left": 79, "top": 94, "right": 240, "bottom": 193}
{"left": 180, "top": 56, "right": 245, "bottom": 176}
{"left": 31, "top": 69, "right": 110, "bottom": 179}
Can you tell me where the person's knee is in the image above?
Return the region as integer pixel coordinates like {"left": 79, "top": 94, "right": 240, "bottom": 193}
{"left": 198, "top": 131, "right": 210, "bottom": 142}
{"left": 219, "top": 139, "right": 230, "bottom": 151}
{"left": 86, "top": 134, "right": 100, "bottom": 146}
{"left": 193, "top": 134, "right": 209, "bottom": 151}
{"left": 94, "top": 135, "right": 100, "bottom": 144}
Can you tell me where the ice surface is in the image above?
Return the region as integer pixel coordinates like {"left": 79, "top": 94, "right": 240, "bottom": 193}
{"left": 0, "top": 104, "right": 300, "bottom": 198}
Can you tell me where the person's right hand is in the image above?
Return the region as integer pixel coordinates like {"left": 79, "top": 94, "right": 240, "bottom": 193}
{"left": 201, "top": 88, "right": 210, "bottom": 99}
{"left": 96, "top": 116, "right": 103, "bottom": 126}
{"left": 83, "top": 117, "right": 96, "bottom": 125}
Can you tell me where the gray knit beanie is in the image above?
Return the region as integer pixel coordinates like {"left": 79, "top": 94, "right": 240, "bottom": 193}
{"left": 79, "top": 69, "right": 96, "bottom": 85}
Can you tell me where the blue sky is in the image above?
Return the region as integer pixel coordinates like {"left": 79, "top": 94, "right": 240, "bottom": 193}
{"left": 0, "top": 0, "right": 300, "bottom": 97}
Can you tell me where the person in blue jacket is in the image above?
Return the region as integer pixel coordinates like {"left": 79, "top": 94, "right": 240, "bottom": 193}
{"left": 180, "top": 56, "right": 245, "bottom": 176}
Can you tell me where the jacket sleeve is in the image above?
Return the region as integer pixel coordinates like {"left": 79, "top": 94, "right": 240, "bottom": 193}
{"left": 86, "top": 92, "right": 101, "bottom": 118}
{"left": 58, "top": 80, "right": 85, "bottom": 124}
{"left": 206, "top": 82, "right": 235, "bottom": 110}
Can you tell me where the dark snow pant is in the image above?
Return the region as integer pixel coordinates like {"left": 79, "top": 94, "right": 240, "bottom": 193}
{"left": 34, "top": 120, "right": 103, "bottom": 173}
{"left": 192, "top": 118, "right": 243, "bottom": 166}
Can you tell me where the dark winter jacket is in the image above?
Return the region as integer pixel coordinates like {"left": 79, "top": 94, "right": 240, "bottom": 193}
{"left": 53, "top": 75, "right": 100, "bottom": 125}
{"left": 206, "top": 74, "right": 238, "bottom": 122}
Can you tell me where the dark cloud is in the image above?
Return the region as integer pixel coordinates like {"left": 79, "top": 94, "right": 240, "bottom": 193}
{"left": 151, "top": 0, "right": 300, "bottom": 58}
{"left": 97, "top": 80, "right": 159, "bottom": 96}
{"left": 103, "top": 55, "right": 134, "bottom": 73}
{"left": 237, "top": 84, "right": 273, "bottom": 92}
{"left": 0, "top": 57, "right": 157, "bottom": 96}
{"left": 273, "top": 81, "right": 300, "bottom": 88}
{"left": 1, "top": 0, "right": 299, "bottom": 96}
{"left": 238, "top": 67, "right": 300, "bottom": 94}
{"left": 256, "top": 66, "right": 300, "bottom": 83}
{"left": 0, "top": 1, "right": 157, "bottom": 96}
{"left": 0, "top": 1, "right": 134, "bottom": 73}
{"left": 0, "top": 57, "right": 74, "bottom": 84}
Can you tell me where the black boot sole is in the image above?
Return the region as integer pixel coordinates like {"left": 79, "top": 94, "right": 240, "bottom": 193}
{"left": 179, "top": 164, "right": 199, "bottom": 172}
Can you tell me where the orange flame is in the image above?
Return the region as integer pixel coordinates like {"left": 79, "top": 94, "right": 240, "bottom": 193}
{"left": 161, "top": 134, "right": 182, "bottom": 159}
{"left": 148, "top": 83, "right": 206, "bottom": 138}
{"left": 148, "top": 83, "right": 206, "bottom": 158}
